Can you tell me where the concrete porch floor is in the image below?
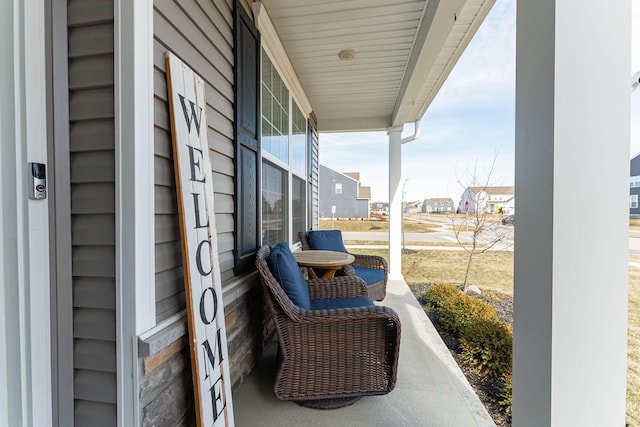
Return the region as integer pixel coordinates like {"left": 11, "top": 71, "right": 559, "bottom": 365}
{"left": 232, "top": 279, "right": 495, "bottom": 426}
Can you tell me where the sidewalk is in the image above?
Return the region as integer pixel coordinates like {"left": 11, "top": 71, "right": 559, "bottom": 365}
{"left": 232, "top": 279, "right": 495, "bottom": 426}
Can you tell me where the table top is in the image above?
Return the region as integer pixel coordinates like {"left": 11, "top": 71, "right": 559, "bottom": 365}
{"left": 292, "top": 250, "right": 354, "bottom": 268}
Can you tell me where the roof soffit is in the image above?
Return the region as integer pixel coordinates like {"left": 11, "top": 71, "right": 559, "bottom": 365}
{"left": 260, "top": 0, "right": 495, "bottom": 132}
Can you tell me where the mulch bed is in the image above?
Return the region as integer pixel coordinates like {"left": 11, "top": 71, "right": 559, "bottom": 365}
{"left": 410, "top": 283, "right": 513, "bottom": 427}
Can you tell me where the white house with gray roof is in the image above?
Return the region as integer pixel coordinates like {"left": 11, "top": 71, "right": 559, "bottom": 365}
{"left": 458, "top": 186, "right": 515, "bottom": 214}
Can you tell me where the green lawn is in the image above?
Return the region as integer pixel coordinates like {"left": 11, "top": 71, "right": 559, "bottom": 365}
{"left": 318, "top": 218, "right": 439, "bottom": 233}
{"left": 349, "top": 247, "right": 640, "bottom": 424}
{"left": 628, "top": 266, "right": 640, "bottom": 426}
{"left": 350, "top": 248, "right": 514, "bottom": 294}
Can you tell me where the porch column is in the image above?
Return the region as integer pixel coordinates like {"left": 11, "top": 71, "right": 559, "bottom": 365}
{"left": 514, "top": 1, "right": 630, "bottom": 425}
{"left": 388, "top": 126, "right": 404, "bottom": 280}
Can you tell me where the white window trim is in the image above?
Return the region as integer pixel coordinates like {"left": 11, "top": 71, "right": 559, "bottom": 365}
{"left": 252, "top": 2, "right": 312, "bottom": 117}
{"left": 631, "top": 194, "right": 638, "bottom": 209}
{"left": 261, "top": 48, "right": 309, "bottom": 244}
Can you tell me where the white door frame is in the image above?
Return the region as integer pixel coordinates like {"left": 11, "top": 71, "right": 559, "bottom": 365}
{"left": 1, "top": 0, "right": 53, "bottom": 426}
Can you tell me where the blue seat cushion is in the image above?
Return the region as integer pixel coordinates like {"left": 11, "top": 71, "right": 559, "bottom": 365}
{"left": 307, "top": 230, "right": 346, "bottom": 252}
{"left": 353, "top": 266, "right": 385, "bottom": 285}
{"left": 310, "top": 296, "right": 374, "bottom": 311}
{"left": 268, "top": 243, "right": 310, "bottom": 310}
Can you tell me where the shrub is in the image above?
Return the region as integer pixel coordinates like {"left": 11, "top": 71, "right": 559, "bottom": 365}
{"left": 424, "top": 283, "right": 460, "bottom": 309}
{"left": 438, "top": 292, "right": 498, "bottom": 336}
{"left": 500, "top": 373, "right": 512, "bottom": 418}
{"left": 425, "top": 282, "right": 513, "bottom": 419}
{"left": 459, "top": 318, "right": 513, "bottom": 378}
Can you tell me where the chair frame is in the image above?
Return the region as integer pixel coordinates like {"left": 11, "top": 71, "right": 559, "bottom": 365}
{"left": 299, "top": 231, "right": 388, "bottom": 301}
{"left": 256, "top": 245, "right": 401, "bottom": 409}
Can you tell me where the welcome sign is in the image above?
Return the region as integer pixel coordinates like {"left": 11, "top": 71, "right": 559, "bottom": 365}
{"left": 165, "top": 52, "right": 234, "bottom": 427}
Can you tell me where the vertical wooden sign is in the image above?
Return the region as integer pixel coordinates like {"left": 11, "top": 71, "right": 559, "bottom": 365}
{"left": 165, "top": 52, "right": 234, "bottom": 427}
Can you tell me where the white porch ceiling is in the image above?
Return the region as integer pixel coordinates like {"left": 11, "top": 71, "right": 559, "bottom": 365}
{"left": 260, "top": 0, "right": 495, "bottom": 132}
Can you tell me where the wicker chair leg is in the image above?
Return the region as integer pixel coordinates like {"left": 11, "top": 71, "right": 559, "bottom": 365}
{"left": 296, "top": 396, "right": 362, "bottom": 409}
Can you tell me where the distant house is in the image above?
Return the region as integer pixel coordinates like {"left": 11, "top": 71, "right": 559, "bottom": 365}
{"left": 370, "top": 201, "right": 389, "bottom": 215}
{"left": 631, "top": 154, "right": 640, "bottom": 216}
{"left": 319, "top": 165, "right": 371, "bottom": 219}
{"left": 422, "top": 198, "right": 454, "bottom": 213}
{"left": 404, "top": 200, "right": 422, "bottom": 213}
{"left": 458, "top": 186, "right": 515, "bottom": 214}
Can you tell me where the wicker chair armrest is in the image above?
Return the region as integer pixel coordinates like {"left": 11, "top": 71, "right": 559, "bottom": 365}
{"left": 350, "top": 253, "right": 388, "bottom": 272}
{"left": 341, "top": 264, "right": 356, "bottom": 276}
{"left": 299, "top": 304, "right": 400, "bottom": 325}
{"left": 306, "top": 275, "right": 368, "bottom": 299}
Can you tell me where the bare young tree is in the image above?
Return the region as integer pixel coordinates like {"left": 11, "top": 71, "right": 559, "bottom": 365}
{"left": 452, "top": 156, "right": 511, "bottom": 291}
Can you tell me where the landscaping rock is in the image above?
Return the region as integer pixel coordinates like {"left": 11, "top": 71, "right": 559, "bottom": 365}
{"left": 467, "top": 285, "right": 482, "bottom": 295}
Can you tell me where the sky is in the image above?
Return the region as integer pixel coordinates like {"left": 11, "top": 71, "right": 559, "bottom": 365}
{"left": 319, "top": 0, "right": 640, "bottom": 203}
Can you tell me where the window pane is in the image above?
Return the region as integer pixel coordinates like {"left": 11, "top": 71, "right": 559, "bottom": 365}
{"left": 292, "top": 177, "right": 306, "bottom": 241}
{"left": 262, "top": 161, "right": 287, "bottom": 246}
{"left": 291, "top": 102, "right": 306, "bottom": 177}
{"left": 261, "top": 51, "right": 289, "bottom": 163}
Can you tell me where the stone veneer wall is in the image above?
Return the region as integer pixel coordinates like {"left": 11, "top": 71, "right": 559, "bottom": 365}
{"left": 138, "top": 278, "right": 271, "bottom": 425}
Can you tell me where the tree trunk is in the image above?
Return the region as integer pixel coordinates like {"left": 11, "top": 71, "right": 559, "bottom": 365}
{"left": 463, "top": 251, "right": 474, "bottom": 292}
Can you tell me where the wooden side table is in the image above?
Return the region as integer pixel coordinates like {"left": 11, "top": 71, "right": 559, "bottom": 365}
{"left": 292, "top": 250, "right": 355, "bottom": 279}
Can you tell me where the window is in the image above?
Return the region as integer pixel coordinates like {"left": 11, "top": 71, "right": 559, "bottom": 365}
{"left": 234, "top": 6, "right": 315, "bottom": 272}
{"left": 291, "top": 103, "right": 306, "bottom": 177}
{"left": 262, "top": 161, "right": 286, "bottom": 246}
{"left": 631, "top": 194, "right": 638, "bottom": 209}
{"left": 292, "top": 177, "right": 306, "bottom": 238}
{"left": 335, "top": 183, "right": 342, "bottom": 194}
{"left": 260, "top": 49, "right": 308, "bottom": 245}
{"left": 631, "top": 176, "right": 640, "bottom": 188}
{"left": 262, "top": 51, "right": 289, "bottom": 163}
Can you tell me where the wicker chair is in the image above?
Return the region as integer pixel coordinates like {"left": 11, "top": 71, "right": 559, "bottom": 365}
{"left": 256, "top": 245, "right": 401, "bottom": 409}
{"left": 299, "top": 230, "right": 389, "bottom": 301}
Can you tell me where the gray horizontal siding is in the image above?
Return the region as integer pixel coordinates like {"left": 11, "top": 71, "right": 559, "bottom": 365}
{"left": 73, "top": 277, "right": 116, "bottom": 310}
{"left": 70, "top": 119, "right": 115, "bottom": 152}
{"left": 68, "top": 56, "right": 114, "bottom": 90}
{"left": 153, "top": 0, "right": 235, "bottom": 322}
{"left": 71, "top": 215, "right": 115, "bottom": 246}
{"left": 73, "top": 308, "right": 116, "bottom": 341}
{"left": 74, "top": 339, "right": 116, "bottom": 372}
{"left": 75, "top": 401, "right": 117, "bottom": 427}
{"left": 310, "top": 122, "right": 319, "bottom": 229}
{"left": 74, "top": 370, "right": 117, "bottom": 404}
{"left": 68, "top": 0, "right": 113, "bottom": 27}
{"left": 68, "top": 0, "right": 117, "bottom": 420}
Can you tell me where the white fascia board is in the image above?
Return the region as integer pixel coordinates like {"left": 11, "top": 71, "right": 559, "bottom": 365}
{"left": 114, "top": 0, "right": 154, "bottom": 424}
{"left": 317, "top": 116, "right": 391, "bottom": 133}
{"left": 392, "top": 0, "right": 495, "bottom": 126}
{"left": 252, "top": 2, "right": 313, "bottom": 117}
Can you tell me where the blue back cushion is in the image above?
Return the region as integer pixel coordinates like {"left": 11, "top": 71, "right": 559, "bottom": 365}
{"left": 310, "top": 296, "right": 374, "bottom": 311}
{"left": 307, "top": 230, "right": 346, "bottom": 252}
{"left": 268, "top": 243, "right": 310, "bottom": 310}
{"left": 353, "top": 266, "right": 385, "bottom": 285}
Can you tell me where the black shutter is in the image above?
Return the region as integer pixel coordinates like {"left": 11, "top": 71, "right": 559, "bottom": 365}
{"left": 233, "top": 1, "right": 261, "bottom": 274}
